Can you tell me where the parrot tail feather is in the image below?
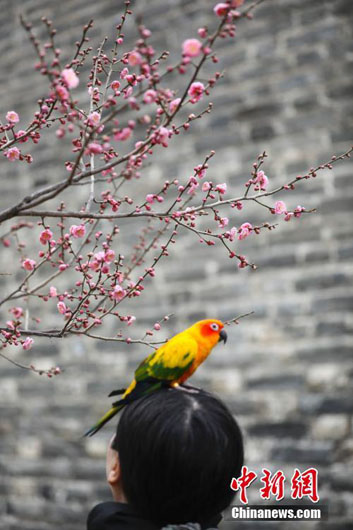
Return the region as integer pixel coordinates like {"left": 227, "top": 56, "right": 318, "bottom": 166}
{"left": 84, "top": 379, "right": 165, "bottom": 437}
{"left": 84, "top": 401, "right": 125, "bottom": 437}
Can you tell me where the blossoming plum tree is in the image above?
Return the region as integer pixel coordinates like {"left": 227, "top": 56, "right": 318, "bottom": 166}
{"left": 0, "top": 0, "right": 351, "bottom": 376}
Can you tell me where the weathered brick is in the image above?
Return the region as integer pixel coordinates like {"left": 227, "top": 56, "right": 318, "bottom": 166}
{"left": 286, "top": 24, "right": 339, "bottom": 47}
{"left": 236, "top": 103, "right": 282, "bottom": 121}
{"left": 338, "top": 245, "right": 353, "bottom": 259}
{"left": 248, "top": 421, "right": 307, "bottom": 438}
{"left": 304, "top": 249, "right": 330, "bottom": 263}
{"left": 195, "top": 130, "right": 244, "bottom": 153}
{"left": 316, "top": 320, "right": 353, "bottom": 336}
{"left": 317, "top": 396, "right": 353, "bottom": 415}
{"left": 258, "top": 253, "right": 297, "bottom": 269}
{"left": 270, "top": 441, "right": 334, "bottom": 464}
{"left": 296, "top": 273, "right": 349, "bottom": 291}
{"left": 250, "top": 124, "right": 276, "bottom": 141}
{"left": 328, "top": 83, "right": 353, "bottom": 99}
{"left": 335, "top": 0, "right": 353, "bottom": 15}
{"left": 224, "top": 397, "right": 264, "bottom": 416}
{"left": 298, "top": 345, "right": 353, "bottom": 362}
{"left": 293, "top": 96, "right": 320, "bottom": 112}
{"left": 318, "top": 523, "right": 353, "bottom": 530}
{"left": 312, "top": 296, "right": 353, "bottom": 313}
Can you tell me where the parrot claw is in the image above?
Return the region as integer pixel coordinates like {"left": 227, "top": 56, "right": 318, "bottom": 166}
{"left": 177, "top": 383, "right": 200, "bottom": 394}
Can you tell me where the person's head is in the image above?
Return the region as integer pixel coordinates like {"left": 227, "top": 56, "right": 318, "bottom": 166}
{"left": 106, "top": 387, "right": 243, "bottom": 526}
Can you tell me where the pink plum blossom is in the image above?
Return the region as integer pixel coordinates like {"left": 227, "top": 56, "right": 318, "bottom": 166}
{"left": 195, "top": 165, "right": 206, "bottom": 179}
{"left": 128, "top": 51, "right": 142, "bottom": 66}
{"left": 22, "top": 258, "right": 36, "bottom": 271}
{"left": 57, "top": 301, "right": 67, "bottom": 314}
{"left": 127, "top": 315, "right": 136, "bottom": 326}
{"left": 6, "top": 147, "right": 20, "bottom": 161}
{"left": 188, "top": 81, "right": 205, "bottom": 103}
{"left": 6, "top": 111, "right": 19, "bottom": 123}
{"left": 254, "top": 170, "right": 269, "bottom": 191}
{"left": 110, "top": 285, "right": 126, "bottom": 301}
{"left": 294, "top": 205, "right": 305, "bottom": 218}
{"left": 61, "top": 68, "right": 79, "bottom": 89}
{"left": 154, "top": 127, "right": 170, "bottom": 147}
{"left": 219, "top": 217, "right": 229, "bottom": 228}
{"left": 143, "top": 89, "right": 158, "bottom": 104}
{"left": 146, "top": 194, "right": 155, "bottom": 204}
{"left": 169, "top": 98, "right": 181, "bottom": 113}
{"left": 88, "top": 111, "right": 101, "bottom": 127}
{"left": 226, "top": 227, "right": 237, "bottom": 242}
{"left": 274, "top": 200, "right": 287, "bottom": 215}
{"left": 11, "top": 307, "right": 23, "bottom": 319}
{"left": 215, "top": 183, "right": 227, "bottom": 194}
{"left": 187, "top": 182, "right": 199, "bottom": 195}
{"left": 101, "top": 264, "right": 110, "bottom": 274}
{"left": 111, "top": 80, "right": 121, "bottom": 92}
{"left": 56, "top": 85, "right": 69, "bottom": 101}
{"left": 49, "top": 286, "right": 57, "bottom": 297}
{"left": 88, "top": 250, "right": 112, "bottom": 271}
{"left": 87, "top": 86, "right": 100, "bottom": 101}
{"left": 213, "top": 3, "right": 230, "bottom": 17}
{"left": 70, "top": 224, "right": 86, "bottom": 238}
{"left": 94, "top": 251, "right": 105, "bottom": 262}
{"left": 188, "top": 176, "right": 198, "bottom": 187}
{"left": 88, "top": 260, "right": 100, "bottom": 272}
{"left": 87, "top": 142, "right": 103, "bottom": 154}
{"left": 114, "top": 127, "right": 132, "bottom": 141}
{"left": 182, "top": 38, "right": 202, "bottom": 57}
{"left": 39, "top": 228, "right": 53, "bottom": 245}
{"left": 202, "top": 181, "right": 211, "bottom": 192}
{"left": 22, "top": 337, "right": 34, "bottom": 350}
{"left": 16, "top": 130, "right": 28, "bottom": 142}
{"left": 120, "top": 67, "right": 129, "bottom": 79}
{"left": 126, "top": 74, "right": 137, "bottom": 86}
{"left": 104, "top": 249, "right": 115, "bottom": 262}
{"left": 238, "top": 222, "right": 253, "bottom": 240}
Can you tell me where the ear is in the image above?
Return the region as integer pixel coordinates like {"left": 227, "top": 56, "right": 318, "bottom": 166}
{"left": 106, "top": 442, "right": 121, "bottom": 486}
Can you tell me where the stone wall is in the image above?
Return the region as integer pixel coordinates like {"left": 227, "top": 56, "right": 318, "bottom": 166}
{"left": 0, "top": 0, "right": 353, "bottom": 529}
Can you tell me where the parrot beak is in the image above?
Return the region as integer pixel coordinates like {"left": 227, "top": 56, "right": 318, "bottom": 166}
{"left": 219, "top": 329, "right": 227, "bottom": 344}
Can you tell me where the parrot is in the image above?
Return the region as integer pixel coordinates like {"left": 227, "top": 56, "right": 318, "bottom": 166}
{"left": 84, "top": 318, "right": 227, "bottom": 436}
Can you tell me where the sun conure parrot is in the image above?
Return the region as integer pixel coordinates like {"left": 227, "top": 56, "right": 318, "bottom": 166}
{"left": 84, "top": 318, "right": 227, "bottom": 436}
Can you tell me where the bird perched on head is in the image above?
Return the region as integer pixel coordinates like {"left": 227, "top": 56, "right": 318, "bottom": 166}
{"left": 84, "top": 318, "right": 227, "bottom": 436}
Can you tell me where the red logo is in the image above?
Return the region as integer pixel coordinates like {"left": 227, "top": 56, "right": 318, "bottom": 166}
{"left": 230, "top": 467, "right": 320, "bottom": 504}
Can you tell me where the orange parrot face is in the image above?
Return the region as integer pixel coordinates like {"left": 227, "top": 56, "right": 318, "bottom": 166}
{"left": 195, "top": 319, "right": 227, "bottom": 346}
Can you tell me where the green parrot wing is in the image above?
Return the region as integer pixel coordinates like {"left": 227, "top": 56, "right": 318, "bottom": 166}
{"left": 135, "top": 333, "right": 198, "bottom": 382}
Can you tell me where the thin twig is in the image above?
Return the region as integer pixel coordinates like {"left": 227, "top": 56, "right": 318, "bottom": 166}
{"left": 224, "top": 311, "right": 255, "bottom": 326}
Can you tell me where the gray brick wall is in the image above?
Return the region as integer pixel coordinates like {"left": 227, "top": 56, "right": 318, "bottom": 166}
{"left": 0, "top": 0, "right": 353, "bottom": 529}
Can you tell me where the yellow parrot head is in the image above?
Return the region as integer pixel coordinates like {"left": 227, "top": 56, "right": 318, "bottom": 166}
{"left": 189, "top": 318, "right": 227, "bottom": 348}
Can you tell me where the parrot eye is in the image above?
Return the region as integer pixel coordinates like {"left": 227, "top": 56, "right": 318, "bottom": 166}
{"left": 210, "top": 323, "right": 219, "bottom": 332}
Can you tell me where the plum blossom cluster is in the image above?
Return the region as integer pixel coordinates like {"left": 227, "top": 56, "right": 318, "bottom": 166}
{"left": 0, "top": 0, "right": 351, "bottom": 375}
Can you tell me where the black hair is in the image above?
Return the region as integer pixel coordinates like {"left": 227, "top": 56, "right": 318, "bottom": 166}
{"left": 112, "top": 387, "right": 243, "bottom": 526}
